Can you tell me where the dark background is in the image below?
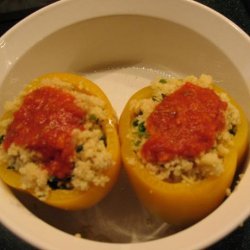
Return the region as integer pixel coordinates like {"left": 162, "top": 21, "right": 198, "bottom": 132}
{"left": 0, "top": 0, "right": 249, "bottom": 249}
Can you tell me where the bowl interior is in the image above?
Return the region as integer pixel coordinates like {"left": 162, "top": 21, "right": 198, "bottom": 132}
{"left": 1, "top": 15, "right": 250, "bottom": 116}
{"left": 0, "top": 12, "right": 249, "bottom": 249}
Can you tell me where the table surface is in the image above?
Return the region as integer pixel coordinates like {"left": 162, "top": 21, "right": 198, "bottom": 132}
{"left": 0, "top": 0, "right": 249, "bottom": 249}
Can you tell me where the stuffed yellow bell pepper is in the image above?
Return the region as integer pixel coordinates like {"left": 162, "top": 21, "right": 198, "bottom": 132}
{"left": 119, "top": 75, "right": 248, "bottom": 226}
{"left": 0, "top": 73, "right": 120, "bottom": 210}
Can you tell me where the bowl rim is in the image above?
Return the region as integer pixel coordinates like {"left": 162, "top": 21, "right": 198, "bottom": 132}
{"left": 0, "top": 0, "right": 250, "bottom": 249}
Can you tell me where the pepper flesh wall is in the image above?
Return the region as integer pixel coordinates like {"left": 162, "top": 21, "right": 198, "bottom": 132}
{"left": 119, "top": 82, "right": 248, "bottom": 226}
{"left": 0, "top": 73, "right": 121, "bottom": 210}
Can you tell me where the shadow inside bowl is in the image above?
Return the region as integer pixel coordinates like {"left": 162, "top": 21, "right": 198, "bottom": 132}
{"left": 13, "top": 168, "right": 184, "bottom": 243}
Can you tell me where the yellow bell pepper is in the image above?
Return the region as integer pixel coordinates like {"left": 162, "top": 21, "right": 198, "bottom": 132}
{"left": 0, "top": 73, "right": 121, "bottom": 210}
{"left": 119, "top": 84, "right": 248, "bottom": 226}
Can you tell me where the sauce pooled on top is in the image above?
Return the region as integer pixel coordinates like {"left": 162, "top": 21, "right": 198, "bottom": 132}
{"left": 141, "top": 83, "right": 227, "bottom": 163}
{"left": 4, "top": 86, "right": 86, "bottom": 178}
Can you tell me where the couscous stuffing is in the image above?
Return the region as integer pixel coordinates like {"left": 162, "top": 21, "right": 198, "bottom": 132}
{"left": 0, "top": 77, "right": 113, "bottom": 200}
{"left": 128, "top": 75, "right": 240, "bottom": 183}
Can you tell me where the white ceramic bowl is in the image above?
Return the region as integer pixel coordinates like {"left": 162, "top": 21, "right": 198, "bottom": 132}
{"left": 0, "top": 0, "right": 250, "bottom": 249}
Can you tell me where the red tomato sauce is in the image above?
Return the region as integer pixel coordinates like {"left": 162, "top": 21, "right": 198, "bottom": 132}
{"left": 4, "top": 86, "right": 86, "bottom": 178}
{"left": 141, "top": 83, "right": 227, "bottom": 163}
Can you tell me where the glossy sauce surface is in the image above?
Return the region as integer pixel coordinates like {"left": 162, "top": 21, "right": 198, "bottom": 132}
{"left": 4, "top": 86, "right": 86, "bottom": 178}
{"left": 141, "top": 83, "right": 227, "bottom": 163}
